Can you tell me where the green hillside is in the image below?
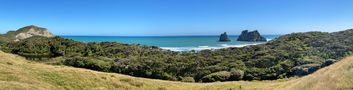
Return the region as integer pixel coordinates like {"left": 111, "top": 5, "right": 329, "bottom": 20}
{"left": 0, "top": 25, "right": 52, "bottom": 42}
{"left": 1, "top": 51, "right": 352, "bottom": 90}
{"left": 2, "top": 28, "right": 353, "bottom": 82}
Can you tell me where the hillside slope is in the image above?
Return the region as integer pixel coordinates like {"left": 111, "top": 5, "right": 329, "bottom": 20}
{"left": 0, "top": 25, "right": 54, "bottom": 42}
{"left": 0, "top": 51, "right": 352, "bottom": 90}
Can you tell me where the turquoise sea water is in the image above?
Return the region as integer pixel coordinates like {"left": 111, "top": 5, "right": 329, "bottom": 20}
{"left": 61, "top": 35, "right": 279, "bottom": 51}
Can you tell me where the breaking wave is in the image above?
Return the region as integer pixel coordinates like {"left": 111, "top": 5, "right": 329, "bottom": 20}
{"left": 161, "top": 43, "right": 265, "bottom": 51}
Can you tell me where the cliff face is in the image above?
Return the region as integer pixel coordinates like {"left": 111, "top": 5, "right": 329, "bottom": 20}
{"left": 237, "top": 30, "right": 266, "bottom": 42}
{"left": 219, "top": 32, "right": 231, "bottom": 42}
{"left": 0, "top": 25, "right": 54, "bottom": 42}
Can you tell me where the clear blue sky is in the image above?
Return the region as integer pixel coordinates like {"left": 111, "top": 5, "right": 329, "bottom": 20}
{"left": 1, "top": 0, "right": 353, "bottom": 36}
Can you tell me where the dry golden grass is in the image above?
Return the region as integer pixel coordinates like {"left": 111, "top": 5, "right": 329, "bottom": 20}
{"left": 277, "top": 56, "right": 353, "bottom": 90}
{"left": 0, "top": 51, "right": 352, "bottom": 90}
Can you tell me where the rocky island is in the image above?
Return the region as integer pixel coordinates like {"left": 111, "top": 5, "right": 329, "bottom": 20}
{"left": 219, "top": 32, "right": 231, "bottom": 42}
{"left": 237, "top": 30, "right": 267, "bottom": 42}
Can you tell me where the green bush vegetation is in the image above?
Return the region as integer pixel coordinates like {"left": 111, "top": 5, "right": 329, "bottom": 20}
{"left": 201, "top": 71, "right": 231, "bottom": 82}
{"left": 180, "top": 77, "right": 195, "bottom": 82}
{"left": 1, "top": 29, "right": 353, "bottom": 82}
{"left": 229, "top": 69, "right": 244, "bottom": 80}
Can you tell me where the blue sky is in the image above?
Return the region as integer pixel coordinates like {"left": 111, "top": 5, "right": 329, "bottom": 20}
{"left": 1, "top": 0, "right": 353, "bottom": 36}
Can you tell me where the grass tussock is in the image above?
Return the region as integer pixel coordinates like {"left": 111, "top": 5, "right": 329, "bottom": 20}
{"left": 0, "top": 51, "right": 352, "bottom": 90}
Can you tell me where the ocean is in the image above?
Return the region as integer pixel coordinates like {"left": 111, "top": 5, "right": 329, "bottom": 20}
{"left": 61, "top": 35, "right": 280, "bottom": 51}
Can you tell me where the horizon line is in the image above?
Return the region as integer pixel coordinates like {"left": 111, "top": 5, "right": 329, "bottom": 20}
{"left": 58, "top": 34, "right": 281, "bottom": 37}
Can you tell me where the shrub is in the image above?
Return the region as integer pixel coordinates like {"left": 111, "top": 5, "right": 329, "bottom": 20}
{"left": 322, "top": 59, "right": 335, "bottom": 67}
{"left": 201, "top": 71, "right": 231, "bottom": 82}
{"left": 180, "top": 77, "right": 195, "bottom": 82}
{"left": 229, "top": 69, "right": 244, "bottom": 80}
{"left": 290, "top": 64, "right": 321, "bottom": 76}
{"left": 85, "top": 59, "right": 112, "bottom": 72}
{"left": 63, "top": 56, "right": 86, "bottom": 67}
{"left": 63, "top": 57, "right": 112, "bottom": 72}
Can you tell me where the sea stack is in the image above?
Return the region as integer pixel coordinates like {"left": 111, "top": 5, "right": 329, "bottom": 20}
{"left": 237, "top": 30, "right": 267, "bottom": 42}
{"left": 219, "top": 32, "right": 231, "bottom": 42}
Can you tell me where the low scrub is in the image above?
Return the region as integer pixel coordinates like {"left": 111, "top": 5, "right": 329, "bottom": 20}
{"left": 201, "top": 71, "right": 231, "bottom": 82}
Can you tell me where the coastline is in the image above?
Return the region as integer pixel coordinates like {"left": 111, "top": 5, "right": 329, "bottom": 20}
{"left": 61, "top": 36, "right": 277, "bottom": 51}
{"left": 161, "top": 42, "right": 266, "bottom": 51}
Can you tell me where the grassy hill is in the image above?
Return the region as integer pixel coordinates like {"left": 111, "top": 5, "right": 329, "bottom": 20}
{"left": 0, "top": 51, "right": 352, "bottom": 90}
{"left": 0, "top": 25, "right": 53, "bottom": 42}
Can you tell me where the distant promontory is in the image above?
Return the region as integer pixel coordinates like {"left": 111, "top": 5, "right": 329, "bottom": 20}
{"left": 0, "top": 25, "right": 54, "bottom": 42}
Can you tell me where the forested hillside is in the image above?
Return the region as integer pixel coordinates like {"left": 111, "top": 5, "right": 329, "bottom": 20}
{"left": 1, "top": 26, "right": 353, "bottom": 82}
{"left": 1, "top": 50, "right": 353, "bottom": 90}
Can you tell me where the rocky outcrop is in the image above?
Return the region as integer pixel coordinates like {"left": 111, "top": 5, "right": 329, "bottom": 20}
{"left": 219, "top": 32, "right": 231, "bottom": 42}
{"left": 1, "top": 25, "right": 54, "bottom": 42}
{"left": 237, "top": 30, "right": 266, "bottom": 42}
